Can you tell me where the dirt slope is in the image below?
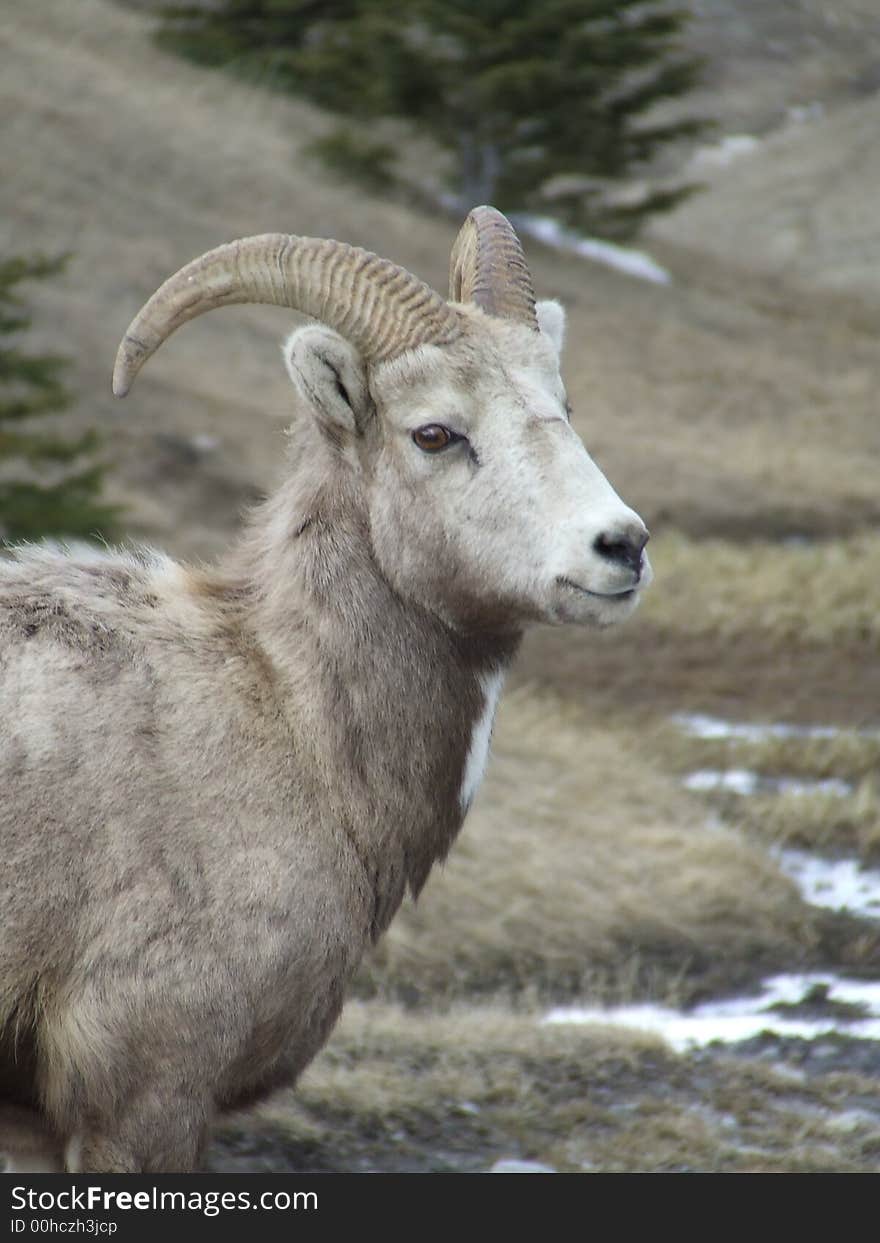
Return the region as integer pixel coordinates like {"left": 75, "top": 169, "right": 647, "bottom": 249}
{"left": 650, "top": 92, "right": 880, "bottom": 304}
{"left": 648, "top": 1, "right": 880, "bottom": 302}
{"left": 673, "top": 0, "right": 880, "bottom": 137}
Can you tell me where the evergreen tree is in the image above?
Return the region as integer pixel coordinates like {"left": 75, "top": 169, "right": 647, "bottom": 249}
{"left": 157, "top": 0, "right": 704, "bottom": 237}
{"left": 0, "top": 254, "right": 119, "bottom": 543}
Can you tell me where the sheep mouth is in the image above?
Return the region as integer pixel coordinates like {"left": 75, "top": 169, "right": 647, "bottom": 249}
{"left": 556, "top": 576, "right": 638, "bottom": 602}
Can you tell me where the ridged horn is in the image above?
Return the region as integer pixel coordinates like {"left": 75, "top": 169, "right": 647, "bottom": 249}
{"left": 113, "top": 233, "right": 462, "bottom": 397}
{"left": 448, "top": 206, "right": 538, "bottom": 329}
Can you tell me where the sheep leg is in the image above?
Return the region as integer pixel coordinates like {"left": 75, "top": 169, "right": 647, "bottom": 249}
{"left": 4, "top": 1152, "right": 63, "bottom": 1173}
{"left": 0, "top": 1104, "right": 64, "bottom": 1173}
{"left": 69, "top": 1090, "right": 210, "bottom": 1173}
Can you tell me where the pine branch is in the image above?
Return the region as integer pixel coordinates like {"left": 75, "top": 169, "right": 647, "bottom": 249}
{"left": 155, "top": 0, "right": 707, "bottom": 239}
{"left": 0, "top": 251, "right": 120, "bottom": 543}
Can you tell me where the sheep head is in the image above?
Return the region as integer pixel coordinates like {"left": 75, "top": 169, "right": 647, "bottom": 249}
{"left": 114, "top": 207, "right": 651, "bottom": 632}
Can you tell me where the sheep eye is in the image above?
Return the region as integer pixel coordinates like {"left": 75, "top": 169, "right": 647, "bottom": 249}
{"left": 412, "top": 424, "right": 458, "bottom": 453}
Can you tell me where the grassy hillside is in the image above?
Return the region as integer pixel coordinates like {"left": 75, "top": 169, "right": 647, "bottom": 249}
{"left": 3, "top": 0, "right": 880, "bottom": 558}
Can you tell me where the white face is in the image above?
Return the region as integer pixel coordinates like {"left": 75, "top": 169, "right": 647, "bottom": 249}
{"left": 364, "top": 303, "right": 652, "bottom": 632}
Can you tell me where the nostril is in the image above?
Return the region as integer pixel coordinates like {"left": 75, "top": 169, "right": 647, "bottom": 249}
{"left": 594, "top": 527, "right": 649, "bottom": 573}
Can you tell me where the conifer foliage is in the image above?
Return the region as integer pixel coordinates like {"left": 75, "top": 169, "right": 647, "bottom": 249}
{"left": 0, "top": 254, "right": 118, "bottom": 543}
{"left": 157, "top": 0, "right": 704, "bottom": 238}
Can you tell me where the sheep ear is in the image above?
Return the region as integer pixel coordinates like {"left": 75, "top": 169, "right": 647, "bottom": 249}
{"left": 283, "top": 325, "right": 370, "bottom": 436}
{"left": 536, "top": 300, "right": 566, "bottom": 356}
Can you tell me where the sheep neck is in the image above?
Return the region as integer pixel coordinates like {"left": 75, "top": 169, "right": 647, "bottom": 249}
{"left": 227, "top": 470, "right": 520, "bottom": 939}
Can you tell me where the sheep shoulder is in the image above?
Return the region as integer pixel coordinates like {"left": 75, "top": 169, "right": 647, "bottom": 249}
{"left": 0, "top": 541, "right": 339, "bottom": 905}
{"left": 0, "top": 543, "right": 224, "bottom": 653}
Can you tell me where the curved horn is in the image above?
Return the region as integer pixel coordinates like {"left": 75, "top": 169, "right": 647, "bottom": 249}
{"left": 449, "top": 206, "right": 538, "bottom": 329}
{"left": 113, "top": 233, "right": 462, "bottom": 397}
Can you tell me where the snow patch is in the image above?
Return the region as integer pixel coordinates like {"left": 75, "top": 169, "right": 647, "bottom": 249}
{"left": 515, "top": 214, "right": 671, "bottom": 286}
{"left": 190, "top": 433, "right": 219, "bottom": 455}
{"left": 787, "top": 102, "right": 824, "bottom": 126}
{"left": 688, "top": 134, "right": 760, "bottom": 171}
{"left": 491, "top": 1158, "right": 557, "bottom": 1174}
{"left": 775, "top": 849, "right": 880, "bottom": 921}
{"left": 683, "top": 769, "right": 852, "bottom": 798}
{"left": 543, "top": 973, "right": 880, "bottom": 1051}
{"left": 671, "top": 713, "right": 869, "bottom": 742}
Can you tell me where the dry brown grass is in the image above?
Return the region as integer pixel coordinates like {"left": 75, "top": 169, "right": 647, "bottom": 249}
{"left": 643, "top": 532, "right": 880, "bottom": 647}
{"left": 649, "top": 719, "right": 880, "bottom": 862}
{"left": 654, "top": 726, "right": 880, "bottom": 786}
{"left": 721, "top": 783, "right": 880, "bottom": 864}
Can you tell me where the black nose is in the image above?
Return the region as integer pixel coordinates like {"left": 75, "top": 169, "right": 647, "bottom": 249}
{"left": 593, "top": 526, "right": 649, "bottom": 575}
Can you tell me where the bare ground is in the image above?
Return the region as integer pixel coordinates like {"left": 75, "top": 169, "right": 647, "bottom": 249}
{"left": 204, "top": 1003, "right": 880, "bottom": 1174}
{"left": 518, "top": 626, "right": 880, "bottom": 727}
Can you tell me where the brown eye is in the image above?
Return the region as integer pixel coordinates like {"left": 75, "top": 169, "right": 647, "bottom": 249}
{"left": 412, "top": 424, "right": 458, "bottom": 453}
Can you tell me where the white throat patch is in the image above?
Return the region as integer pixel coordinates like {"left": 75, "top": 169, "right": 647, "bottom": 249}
{"left": 459, "top": 670, "right": 505, "bottom": 813}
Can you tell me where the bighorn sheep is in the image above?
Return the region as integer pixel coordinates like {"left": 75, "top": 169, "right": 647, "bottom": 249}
{"left": 0, "top": 208, "right": 651, "bottom": 1172}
